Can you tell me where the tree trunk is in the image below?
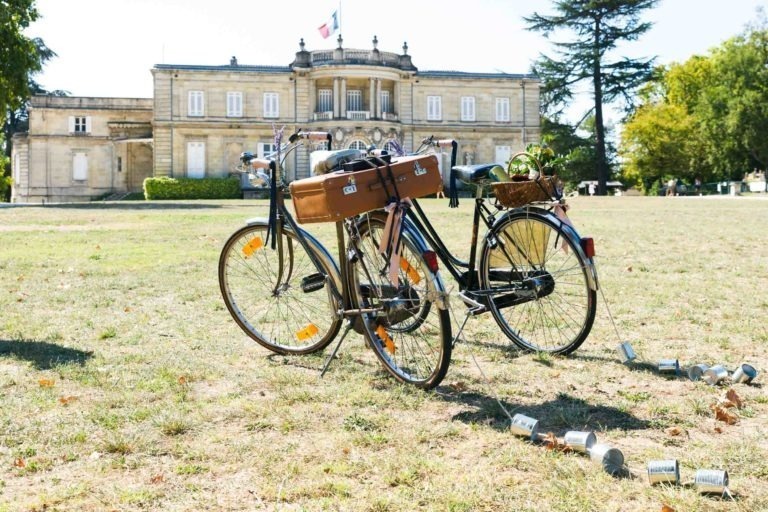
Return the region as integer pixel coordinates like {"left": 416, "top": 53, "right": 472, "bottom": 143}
{"left": 593, "top": 18, "right": 608, "bottom": 196}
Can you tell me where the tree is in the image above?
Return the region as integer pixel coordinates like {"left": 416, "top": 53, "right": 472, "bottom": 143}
{"left": 1, "top": 1, "right": 56, "bottom": 200}
{"left": 525, "top": 0, "right": 658, "bottom": 195}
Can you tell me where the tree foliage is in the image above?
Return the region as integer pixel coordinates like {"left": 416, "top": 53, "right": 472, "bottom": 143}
{"left": 620, "top": 16, "right": 768, "bottom": 191}
{"left": 525, "top": 0, "right": 658, "bottom": 195}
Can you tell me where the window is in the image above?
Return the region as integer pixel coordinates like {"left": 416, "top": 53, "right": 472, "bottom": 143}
{"left": 257, "top": 142, "right": 277, "bottom": 159}
{"left": 263, "top": 92, "right": 279, "bottom": 118}
{"left": 383, "top": 140, "right": 400, "bottom": 154}
{"left": 347, "top": 90, "right": 362, "bottom": 111}
{"left": 380, "top": 90, "right": 391, "bottom": 113}
{"left": 348, "top": 140, "right": 367, "bottom": 151}
{"left": 461, "top": 96, "right": 476, "bottom": 122}
{"left": 68, "top": 116, "right": 91, "bottom": 134}
{"left": 187, "top": 142, "right": 205, "bottom": 178}
{"left": 188, "top": 91, "right": 204, "bottom": 117}
{"left": 496, "top": 97, "right": 510, "bottom": 122}
{"left": 73, "top": 152, "right": 88, "bottom": 181}
{"left": 227, "top": 92, "right": 243, "bottom": 117}
{"left": 495, "top": 146, "right": 512, "bottom": 166}
{"left": 318, "top": 89, "right": 333, "bottom": 112}
{"left": 427, "top": 96, "right": 441, "bottom": 121}
{"left": 117, "top": 156, "right": 122, "bottom": 172}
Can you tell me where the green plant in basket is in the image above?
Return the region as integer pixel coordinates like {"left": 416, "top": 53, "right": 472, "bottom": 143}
{"left": 506, "top": 144, "right": 565, "bottom": 180}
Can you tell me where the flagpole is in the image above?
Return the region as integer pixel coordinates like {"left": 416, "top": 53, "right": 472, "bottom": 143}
{"left": 338, "top": 0, "right": 342, "bottom": 39}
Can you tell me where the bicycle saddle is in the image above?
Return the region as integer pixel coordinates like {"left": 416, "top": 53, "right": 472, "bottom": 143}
{"left": 452, "top": 164, "right": 503, "bottom": 186}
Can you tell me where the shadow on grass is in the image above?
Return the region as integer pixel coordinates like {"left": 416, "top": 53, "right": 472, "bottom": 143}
{"left": 437, "top": 389, "right": 650, "bottom": 434}
{"left": 45, "top": 202, "right": 232, "bottom": 211}
{"left": 0, "top": 339, "right": 93, "bottom": 369}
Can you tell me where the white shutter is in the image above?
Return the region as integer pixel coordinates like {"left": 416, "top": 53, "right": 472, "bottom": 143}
{"left": 227, "top": 92, "right": 242, "bottom": 117}
{"left": 187, "top": 142, "right": 205, "bottom": 178}
{"left": 496, "top": 98, "right": 510, "bottom": 122}
{"left": 85, "top": 116, "right": 92, "bottom": 133}
{"left": 461, "top": 97, "right": 475, "bottom": 121}
{"left": 495, "top": 146, "right": 512, "bottom": 166}
{"left": 68, "top": 116, "right": 75, "bottom": 133}
{"left": 73, "top": 152, "right": 88, "bottom": 180}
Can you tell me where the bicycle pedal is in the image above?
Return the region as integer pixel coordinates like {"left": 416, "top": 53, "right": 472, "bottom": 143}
{"left": 458, "top": 292, "right": 487, "bottom": 315}
{"left": 300, "top": 273, "right": 326, "bottom": 293}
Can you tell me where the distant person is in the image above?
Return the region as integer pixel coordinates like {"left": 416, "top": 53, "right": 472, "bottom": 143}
{"left": 667, "top": 178, "right": 676, "bottom": 196}
{"left": 695, "top": 177, "right": 702, "bottom": 195}
{"left": 588, "top": 182, "right": 595, "bottom": 196}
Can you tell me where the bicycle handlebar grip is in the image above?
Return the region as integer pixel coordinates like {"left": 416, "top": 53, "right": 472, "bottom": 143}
{"left": 303, "top": 131, "right": 331, "bottom": 141}
{"left": 436, "top": 139, "right": 456, "bottom": 148}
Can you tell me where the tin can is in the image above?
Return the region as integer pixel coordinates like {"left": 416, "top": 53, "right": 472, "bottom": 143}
{"left": 510, "top": 413, "right": 539, "bottom": 440}
{"left": 564, "top": 431, "right": 596, "bottom": 453}
{"left": 647, "top": 459, "right": 680, "bottom": 485}
{"left": 658, "top": 359, "right": 680, "bottom": 375}
{"left": 694, "top": 469, "right": 729, "bottom": 494}
{"left": 589, "top": 443, "right": 625, "bottom": 476}
{"left": 617, "top": 342, "right": 636, "bottom": 364}
{"left": 731, "top": 363, "right": 757, "bottom": 384}
{"left": 702, "top": 365, "right": 729, "bottom": 386}
{"left": 687, "top": 363, "right": 709, "bottom": 381}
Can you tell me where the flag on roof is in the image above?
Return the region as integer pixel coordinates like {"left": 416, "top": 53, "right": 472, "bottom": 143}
{"left": 318, "top": 10, "right": 339, "bottom": 39}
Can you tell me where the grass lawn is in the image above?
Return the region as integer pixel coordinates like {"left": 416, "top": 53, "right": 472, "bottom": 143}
{"left": 0, "top": 196, "right": 766, "bottom": 511}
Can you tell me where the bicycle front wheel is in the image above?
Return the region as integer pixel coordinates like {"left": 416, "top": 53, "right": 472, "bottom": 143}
{"left": 348, "top": 214, "right": 452, "bottom": 389}
{"left": 219, "top": 222, "right": 342, "bottom": 354}
{"left": 479, "top": 210, "right": 596, "bottom": 355}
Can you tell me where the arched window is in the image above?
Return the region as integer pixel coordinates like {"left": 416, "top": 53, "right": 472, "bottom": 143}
{"left": 382, "top": 140, "right": 401, "bottom": 154}
{"left": 348, "top": 140, "right": 367, "bottom": 151}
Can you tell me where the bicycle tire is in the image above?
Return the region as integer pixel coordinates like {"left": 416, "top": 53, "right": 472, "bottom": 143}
{"left": 348, "top": 214, "right": 452, "bottom": 389}
{"left": 219, "top": 221, "right": 342, "bottom": 354}
{"left": 479, "top": 209, "right": 596, "bottom": 355}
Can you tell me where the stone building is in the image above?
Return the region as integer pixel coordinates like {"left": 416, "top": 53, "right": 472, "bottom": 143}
{"left": 11, "top": 37, "right": 540, "bottom": 203}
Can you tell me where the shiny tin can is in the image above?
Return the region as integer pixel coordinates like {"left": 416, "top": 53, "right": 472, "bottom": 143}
{"left": 589, "top": 443, "right": 625, "bottom": 476}
{"left": 617, "top": 342, "right": 637, "bottom": 364}
{"left": 658, "top": 359, "right": 680, "bottom": 375}
{"left": 703, "top": 365, "right": 729, "bottom": 386}
{"left": 687, "top": 363, "right": 709, "bottom": 381}
{"left": 509, "top": 413, "right": 539, "bottom": 440}
{"left": 731, "top": 363, "right": 757, "bottom": 384}
{"left": 564, "top": 431, "right": 597, "bottom": 453}
{"left": 694, "top": 469, "right": 729, "bottom": 494}
{"left": 647, "top": 459, "right": 680, "bottom": 485}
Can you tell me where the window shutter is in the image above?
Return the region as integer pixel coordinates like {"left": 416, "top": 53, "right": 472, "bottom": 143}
{"left": 73, "top": 153, "right": 88, "bottom": 180}
{"left": 68, "top": 116, "right": 75, "bottom": 133}
{"left": 85, "top": 116, "right": 92, "bottom": 133}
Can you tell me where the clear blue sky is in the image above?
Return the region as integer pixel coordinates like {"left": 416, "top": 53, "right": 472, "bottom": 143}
{"left": 28, "top": 0, "right": 766, "bottom": 115}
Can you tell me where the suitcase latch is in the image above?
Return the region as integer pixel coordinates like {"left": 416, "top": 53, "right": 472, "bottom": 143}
{"left": 413, "top": 161, "right": 427, "bottom": 176}
{"left": 343, "top": 177, "right": 357, "bottom": 195}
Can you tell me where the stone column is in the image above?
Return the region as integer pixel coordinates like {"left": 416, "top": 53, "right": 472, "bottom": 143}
{"left": 376, "top": 79, "right": 382, "bottom": 119}
{"left": 369, "top": 79, "right": 376, "bottom": 118}
{"left": 340, "top": 78, "right": 347, "bottom": 118}
{"left": 394, "top": 81, "right": 400, "bottom": 119}
{"left": 333, "top": 78, "right": 340, "bottom": 118}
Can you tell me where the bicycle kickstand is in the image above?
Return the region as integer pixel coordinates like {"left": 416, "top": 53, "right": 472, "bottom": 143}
{"left": 319, "top": 319, "right": 355, "bottom": 378}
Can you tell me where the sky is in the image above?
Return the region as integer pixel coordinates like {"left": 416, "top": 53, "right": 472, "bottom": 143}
{"left": 26, "top": 0, "right": 767, "bottom": 120}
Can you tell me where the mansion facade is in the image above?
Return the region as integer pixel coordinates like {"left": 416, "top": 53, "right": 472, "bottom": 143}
{"left": 11, "top": 37, "right": 540, "bottom": 203}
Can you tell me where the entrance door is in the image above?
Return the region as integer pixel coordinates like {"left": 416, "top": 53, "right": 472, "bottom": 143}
{"left": 187, "top": 142, "right": 205, "bottom": 178}
{"left": 127, "top": 143, "right": 153, "bottom": 191}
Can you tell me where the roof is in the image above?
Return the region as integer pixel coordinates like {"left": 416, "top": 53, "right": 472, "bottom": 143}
{"left": 153, "top": 64, "right": 292, "bottom": 73}
{"left": 419, "top": 70, "right": 538, "bottom": 80}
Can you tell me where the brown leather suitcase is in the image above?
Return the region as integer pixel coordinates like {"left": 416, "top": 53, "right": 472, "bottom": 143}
{"left": 289, "top": 154, "right": 441, "bottom": 224}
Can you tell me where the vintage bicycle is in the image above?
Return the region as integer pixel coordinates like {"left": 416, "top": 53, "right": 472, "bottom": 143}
{"left": 218, "top": 129, "right": 452, "bottom": 389}
{"left": 362, "top": 137, "right": 599, "bottom": 354}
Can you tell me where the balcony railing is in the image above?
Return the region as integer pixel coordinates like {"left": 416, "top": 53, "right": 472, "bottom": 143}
{"left": 313, "top": 111, "right": 333, "bottom": 121}
{"left": 381, "top": 112, "right": 398, "bottom": 122}
{"left": 347, "top": 111, "right": 370, "bottom": 120}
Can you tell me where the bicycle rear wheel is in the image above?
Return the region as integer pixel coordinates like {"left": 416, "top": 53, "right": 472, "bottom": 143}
{"left": 348, "top": 214, "right": 452, "bottom": 389}
{"left": 219, "top": 221, "right": 342, "bottom": 354}
{"left": 479, "top": 210, "right": 596, "bottom": 355}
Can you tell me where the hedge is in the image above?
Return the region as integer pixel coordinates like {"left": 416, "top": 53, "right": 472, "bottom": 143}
{"left": 143, "top": 176, "right": 241, "bottom": 200}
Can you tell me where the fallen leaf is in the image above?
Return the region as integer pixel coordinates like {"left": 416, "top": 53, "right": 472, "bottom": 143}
{"left": 711, "top": 404, "right": 739, "bottom": 425}
{"left": 724, "top": 388, "right": 743, "bottom": 409}
{"left": 38, "top": 379, "right": 55, "bottom": 388}
{"left": 448, "top": 381, "right": 467, "bottom": 392}
{"left": 59, "top": 396, "right": 77, "bottom": 405}
{"left": 178, "top": 376, "right": 188, "bottom": 385}
{"left": 665, "top": 426, "right": 683, "bottom": 437}
{"left": 714, "top": 426, "right": 724, "bottom": 434}
{"left": 150, "top": 474, "right": 165, "bottom": 484}
{"left": 626, "top": 266, "right": 633, "bottom": 272}
{"left": 542, "top": 432, "right": 570, "bottom": 452}
{"left": 661, "top": 505, "right": 675, "bottom": 512}
{"left": 13, "top": 458, "right": 25, "bottom": 468}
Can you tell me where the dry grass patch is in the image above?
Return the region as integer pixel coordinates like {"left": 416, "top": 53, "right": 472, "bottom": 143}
{"left": 0, "top": 197, "right": 766, "bottom": 511}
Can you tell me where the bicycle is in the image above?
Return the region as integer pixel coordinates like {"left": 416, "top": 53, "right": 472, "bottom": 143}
{"left": 218, "top": 129, "right": 452, "bottom": 389}
{"left": 363, "top": 137, "right": 599, "bottom": 355}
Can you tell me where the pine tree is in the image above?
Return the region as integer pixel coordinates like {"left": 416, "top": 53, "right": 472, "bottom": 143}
{"left": 526, "top": 0, "right": 658, "bottom": 195}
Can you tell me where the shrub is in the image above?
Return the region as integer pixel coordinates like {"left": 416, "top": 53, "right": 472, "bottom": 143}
{"left": 143, "top": 176, "right": 241, "bottom": 200}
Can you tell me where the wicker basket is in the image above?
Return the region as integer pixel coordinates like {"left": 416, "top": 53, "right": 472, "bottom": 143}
{"left": 491, "top": 152, "right": 560, "bottom": 208}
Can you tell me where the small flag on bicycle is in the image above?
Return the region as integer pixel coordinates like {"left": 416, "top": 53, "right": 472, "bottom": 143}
{"left": 318, "top": 10, "right": 339, "bottom": 39}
